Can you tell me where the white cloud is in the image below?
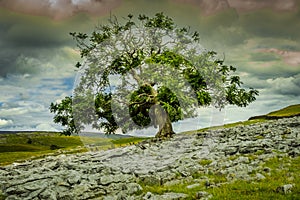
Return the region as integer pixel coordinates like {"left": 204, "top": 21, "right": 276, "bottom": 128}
{"left": 0, "top": 119, "right": 13, "bottom": 127}
{"left": 35, "top": 123, "right": 58, "bottom": 131}
{"left": 266, "top": 76, "right": 300, "bottom": 96}
{"left": 0, "top": 107, "right": 28, "bottom": 116}
{"left": 0, "top": 57, "right": 75, "bottom": 130}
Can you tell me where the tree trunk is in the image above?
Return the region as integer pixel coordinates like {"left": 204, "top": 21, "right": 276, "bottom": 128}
{"left": 155, "top": 115, "right": 175, "bottom": 138}
{"left": 151, "top": 104, "right": 175, "bottom": 138}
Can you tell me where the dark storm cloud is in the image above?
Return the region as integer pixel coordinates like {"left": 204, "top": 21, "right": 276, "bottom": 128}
{"left": 171, "top": 0, "right": 230, "bottom": 16}
{"left": 0, "top": 9, "right": 74, "bottom": 48}
{"left": 0, "top": 8, "right": 93, "bottom": 77}
{"left": 249, "top": 52, "right": 281, "bottom": 62}
{"left": 172, "top": 0, "right": 298, "bottom": 15}
{"left": 169, "top": 0, "right": 300, "bottom": 49}
{"left": 227, "top": 0, "right": 298, "bottom": 13}
{"left": 266, "top": 74, "right": 300, "bottom": 97}
{"left": 238, "top": 11, "right": 300, "bottom": 40}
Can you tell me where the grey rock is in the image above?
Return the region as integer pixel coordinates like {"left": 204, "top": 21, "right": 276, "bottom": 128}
{"left": 234, "top": 156, "right": 249, "bottom": 164}
{"left": 196, "top": 191, "right": 212, "bottom": 199}
{"left": 0, "top": 116, "right": 299, "bottom": 199}
{"left": 125, "top": 183, "right": 143, "bottom": 195}
{"left": 276, "top": 184, "right": 294, "bottom": 194}
{"left": 143, "top": 192, "right": 188, "bottom": 200}
{"left": 186, "top": 183, "right": 200, "bottom": 189}
{"left": 224, "top": 146, "right": 238, "bottom": 155}
{"left": 140, "top": 175, "right": 161, "bottom": 186}
{"left": 163, "top": 179, "right": 181, "bottom": 187}
{"left": 67, "top": 172, "right": 81, "bottom": 185}
{"left": 255, "top": 173, "right": 266, "bottom": 180}
{"left": 39, "top": 189, "right": 57, "bottom": 200}
{"left": 159, "top": 192, "right": 188, "bottom": 200}
{"left": 143, "top": 192, "right": 154, "bottom": 200}
{"left": 100, "top": 175, "right": 116, "bottom": 185}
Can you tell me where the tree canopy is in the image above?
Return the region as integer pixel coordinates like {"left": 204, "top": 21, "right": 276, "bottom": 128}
{"left": 50, "top": 13, "right": 258, "bottom": 138}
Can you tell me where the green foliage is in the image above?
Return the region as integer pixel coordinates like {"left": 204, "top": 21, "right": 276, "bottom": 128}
{"left": 50, "top": 96, "right": 79, "bottom": 135}
{"left": 51, "top": 13, "right": 258, "bottom": 136}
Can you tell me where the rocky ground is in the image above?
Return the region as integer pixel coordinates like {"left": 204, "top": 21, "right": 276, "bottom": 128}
{"left": 0, "top": 117, "right": 299, "bottom": 199}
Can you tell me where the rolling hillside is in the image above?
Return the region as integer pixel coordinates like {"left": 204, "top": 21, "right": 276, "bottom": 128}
{"left": 249, "top": 104, "right": 300, "bottom": 120}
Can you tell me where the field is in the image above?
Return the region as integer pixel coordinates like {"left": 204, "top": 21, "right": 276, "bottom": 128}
{"left": 1, "top": 104, "right": 299, "bottom": 165}
{"left": 0, "top": 132, "right": 147, "bottom": 166}
{"left": 249, "top": 104, "right": 300, "bottom": 120}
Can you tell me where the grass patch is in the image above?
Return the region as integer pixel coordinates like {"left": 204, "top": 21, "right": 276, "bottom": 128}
{"left": 0, "top": 132, "right": 147, "bottom": 166}
{"left": 139, "top": 181, "right": 204, "bottom": 200}
{"left": 250, "top": 104, "right": 300, "bottom": 120}
{"left": 267, "top": 104, "right": 300, "bottom": 117}
{"left": 139, "top": 172, "right": 227, "bottom": 199}
{"left": 182, "top": 118, "right": 266, "bottom": 136}
{"left": 111, "top": 137, "right": 149, "bottom": 146}
{"left": 0, "top": 151, "right": 53, "bottom": 166}
{"left": 0, "top": 144, "right": 46, "bottom": 152}
{"left": 199, "top": 159, "right": 213, "bottom": 166}
{"left": 207, "top": 156, "right": 300, "bottom": 200}
{"left": 0, "top": 132, "right": 89, "bottom": 165}
{"left": 254, "top": 150, "right": 265, "bottom": 156}
{"left": 183, "top": 104, "right": 299, "bottom": 136}
{"left": 0, "top": 191, "right": 5, "bottom": 200}
{"left": 138, "top": 156, "right": 300, "bottom": 199}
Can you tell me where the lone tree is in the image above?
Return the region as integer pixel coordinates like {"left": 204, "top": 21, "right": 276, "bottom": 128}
{"left": 50, "top": 13, "right": 258, "bottom": 138}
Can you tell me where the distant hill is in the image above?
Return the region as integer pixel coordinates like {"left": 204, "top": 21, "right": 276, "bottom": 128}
{"left": 249, "top": 104, "right": 300, "bottom": 120}
{"left": 0, "top": 131, "right": 56, "bottom": 135}
{"left": 0, "top": 130, "right": 133, "bottom": 140}
{"left": 79, "top": 132, "right": 133, "bottom": 139}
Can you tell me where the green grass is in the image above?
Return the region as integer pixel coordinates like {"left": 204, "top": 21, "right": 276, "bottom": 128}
{"left": 111, "top": 137, "right": 148, "bottom": 146}
{"left": 183, "top": 104, "right": 300, "bottom": 136}
{"left": 137, "top": 156, "right": 300, "bottom": 199}
{"left": 139, "top": 179, "right": 204, "bottom": 200}
{"left": 199, "top": 159, "right": 213, "bottom": 166}
{"left": 182, "top": 118, "right": 266, "bottom": 135}
{"left": 0, "top": 132, "right": 86, "bottom": 165}
{"left": 2, "top": 103, "right": 291, "bottom": 165}
{"left": 267, "top": 104, "right": 300, "bottom": 117}
{"left": 208, "top": 156, "right": 300, "bottom": 200}
{"left": 249, "top": 104, "right": 300, "bottom": 120}
{"left": 0, "top": 132, "right": 148, "bottom": 166}
{"left": 0, "top": 144, "right": 46, "bottom": 152}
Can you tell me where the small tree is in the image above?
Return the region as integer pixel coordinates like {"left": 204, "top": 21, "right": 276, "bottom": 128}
{"left": 50, "top": 13, "right": 258, "bottom": 138}
{"left": 50, "top": 96, "right": 80, "bottom": 136}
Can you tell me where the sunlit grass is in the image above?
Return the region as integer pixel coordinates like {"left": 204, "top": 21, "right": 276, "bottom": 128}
{"left": 208, "top": 156, "right": 300, "bottom": 200}
{"left": 182, "top": 118, "right": 266, "bottom": 135}
{"left": 137, "top": 156, "right": 300, "bottom": 199}
{"left": 267, "top": 104, "right": 300, "bottom": 117}
{"left": 0, "top": 132, "right": 147, "bottom": 166}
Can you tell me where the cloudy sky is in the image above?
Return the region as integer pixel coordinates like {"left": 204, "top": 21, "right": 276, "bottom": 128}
{"left": 0, "top": 0, "right": 299, "bottom": 134}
